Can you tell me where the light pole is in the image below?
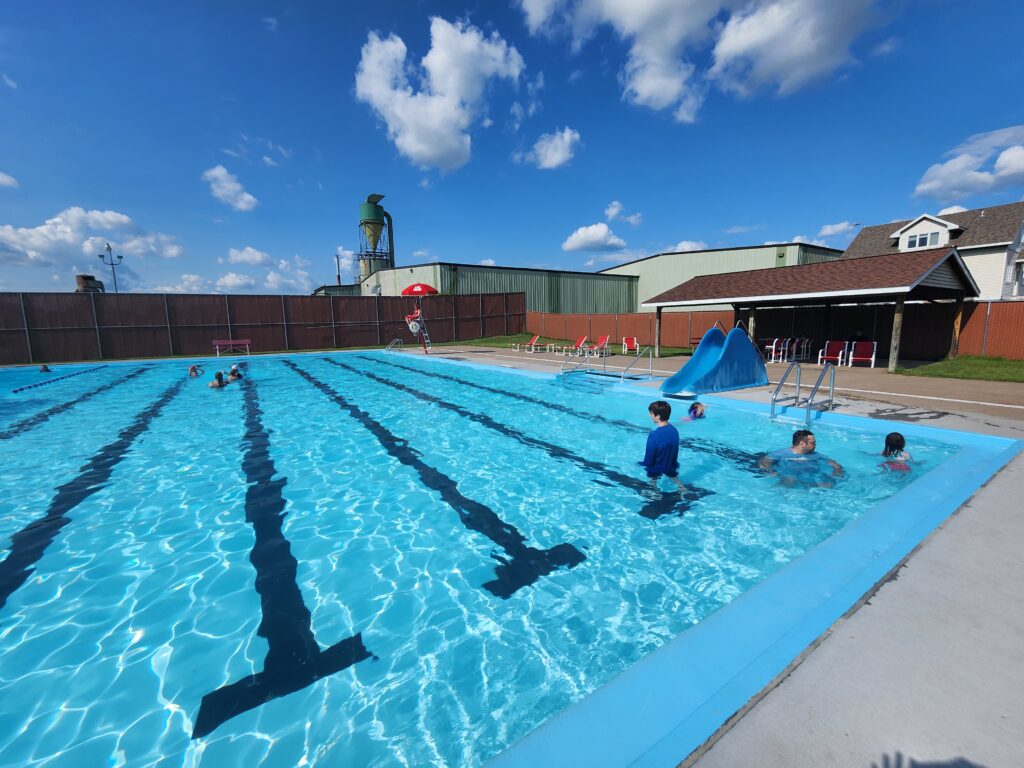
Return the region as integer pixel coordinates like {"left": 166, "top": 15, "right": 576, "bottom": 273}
{"left": 98, "top": 242, "right": 123, "bottom": 294}
{"left": 334, "top": 254, "right": 342, "bottom": 286}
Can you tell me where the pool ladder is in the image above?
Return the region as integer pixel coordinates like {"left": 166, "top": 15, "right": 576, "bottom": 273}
{"left": 770, "top": 362, "right": 836, "bottom": 425}
{"left": 384, "top": 339, "right": 404, "bottom": 354}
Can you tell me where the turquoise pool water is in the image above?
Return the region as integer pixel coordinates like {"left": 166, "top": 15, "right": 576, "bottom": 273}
{"left": 0, "top": 353, "right": 959, "bottom": 766}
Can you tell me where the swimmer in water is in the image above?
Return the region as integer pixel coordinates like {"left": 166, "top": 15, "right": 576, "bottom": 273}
{"left": 208, "top": 371, "right": 227, "bottom": 389}
{"left": 683, "top": 402, "right": 705, "bottom": 421}
{"left": 880, "top": 431, "right": 912, "bottom": 472}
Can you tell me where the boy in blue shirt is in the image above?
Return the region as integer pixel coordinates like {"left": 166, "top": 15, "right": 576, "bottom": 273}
{"left": 639, "top": 400, "right": 686, "bottom": 490}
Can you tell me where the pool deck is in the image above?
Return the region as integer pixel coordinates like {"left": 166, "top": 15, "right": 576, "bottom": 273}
{"left": 423, "top": 346, "right": 1024, "bottom": 768}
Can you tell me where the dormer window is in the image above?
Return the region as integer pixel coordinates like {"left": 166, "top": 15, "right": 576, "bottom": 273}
{"left": 908, "top": 232, "right": 939, "bottom": 249}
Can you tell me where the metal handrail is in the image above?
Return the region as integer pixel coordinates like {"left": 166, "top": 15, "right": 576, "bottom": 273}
{"left": 620, "top": 346, "right": 653, "bottom": 381}
{"left": 770, "top": 361, "right": 802, "bottom": 419}
{"left": 384, "top": 338, "right": 404, "bottom": 353}
{"left": 804, "top": 363, "right": 836, "bottom": 425}
{"left": 560, "top": 352, "right": 591, "bottom": 375}
{"left": 734, "top": 319, "right": 747, "bottom": 331}
{"left": 713, "top": 320, "right": 727, "bottom": 332}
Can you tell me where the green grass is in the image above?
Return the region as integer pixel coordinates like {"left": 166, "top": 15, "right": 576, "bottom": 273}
{"left": 897, "top": 356, "right": 1024, "bottom": 383}
{"left": 434, "top": 333, "right": 693, "bottom": 356}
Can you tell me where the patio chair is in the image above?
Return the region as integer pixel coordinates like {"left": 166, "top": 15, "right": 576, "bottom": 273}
{"left": 792, "top": 337, "right": 811, "bottom": 361}
{"left": 847, "top": 340, "right": 877, "bottom": 368}
{"left": 586, "top": 335, "right": 611, "bottom": 358}
{"left": 562, "top": 336, "right": 588, "bottom": 356}
{"left": 512, "top": 333, "right": 541, "bottom": 352}
{"left": 622, "top": 336, "right": 640, "bottom": 355}
{"left": 764, "top": 338, "right": 784, "bottom": 363}
{"left": 818, "top": 340, "right": 848, "bottom": 366}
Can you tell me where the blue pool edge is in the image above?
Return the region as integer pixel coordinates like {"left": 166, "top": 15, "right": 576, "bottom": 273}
{"left": 485, "top": 378, "right": 1024, "bottom": 768}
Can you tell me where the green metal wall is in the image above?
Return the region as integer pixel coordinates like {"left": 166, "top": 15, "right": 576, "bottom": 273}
{"left": 604, "top": 244, "right": 841, "bottom": 312}
{"left": 360, "top": 263, "right": 637, "bottom": 313}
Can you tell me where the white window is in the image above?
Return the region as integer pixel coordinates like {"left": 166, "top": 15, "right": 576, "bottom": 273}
{"left": 907, "top": 232, "right": 939, "bottom": 249}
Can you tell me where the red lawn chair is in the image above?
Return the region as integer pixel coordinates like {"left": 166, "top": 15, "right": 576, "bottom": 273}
{"left": 512, "top": 333, "right": 541, "bottom": 352}
{"left": 764, "top": 338, "right": 784, "bottom": 363}
{"left": 622, "top": 336, "right": 639, "bottom": 355}
{"left": 847, "top": 340, "right": 877, "bottom": 368}
{"left": 586, "top": 335, "right": 611, "bottom": 358}
{"left": 562, "top": 336, "right": 588, "bottom": 356}
{"left": 817, "top": 340, "right": 848, "bottom": 366}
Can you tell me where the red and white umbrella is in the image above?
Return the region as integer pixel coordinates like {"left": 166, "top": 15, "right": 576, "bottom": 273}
{"left": 400, "top": 282, "right": 439, "bottom": 296}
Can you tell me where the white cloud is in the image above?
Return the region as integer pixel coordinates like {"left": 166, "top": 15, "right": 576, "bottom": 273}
{"left": 355, "top": 17, "right": 523, "bottom": 171}
{"left": 228, "top": 246, "right": 273, "bottom": 266}
{"left": 817, "top": 221, "right": 856, "bottom": 237}
{"left": 938, "top": 205, "right": 967, "bottom": 216}
{"left": 711, "top": 0, "right": 873, "bottom": 97}
{"left": 790, "top": 234, "right": 829, "bottom": 246}
{"left": 1, "top": 73, "right": 15, "bottom": 90}
{"left": 479, "top": 258, "right": 496, "bottom": 266}
{"left": 154, "top": 274, "right": 211, "bottom": 293}
{"left": 914, "top": 125, "right": 1024, "bottom": 200}
{"left": 519, "top": 1, "right": 878, "bottom": 122}
{"left": 0, "top": 206, "right": 181, "bottom": 267}
{"left": 725, "top": 224, "right": 761, "bottom": 234}
{"left": 411, "top": 249, "right": 430, "bottom": 258}
{"left": 605, "top": 200, "right": 642, "bottom": 226}
{"left": 261, "top": 155, "right": 278, "bottom": 167}
{"left": 265, "top": 255, "right": 313, "bottom": 293}
{"left": 561, "top": 222, "right": 626, "bottom": 251}
{"left": 516, "top": 126, "right": 580, "bottom": 169}
{"left": 870, "top": 36, "right": 899, "bottom": 57}
{"left": 201, "top": 165, "right": 258, "bottom": 211}
{"left": 672, "top": 240, "right": 708, "bottom": 252}
{"left": 215, "top": 272, "right": 256, "bottom": 291}
{"left": 0, "top": 171, "right": 18, "bottom": 188}
{"left": 262, "top": 17, "right": 278, "bottom": 32}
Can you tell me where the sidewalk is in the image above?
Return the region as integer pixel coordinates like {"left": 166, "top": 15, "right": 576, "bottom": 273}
{"left": 423, "top": 345, "right": 1024, "bottom": 767}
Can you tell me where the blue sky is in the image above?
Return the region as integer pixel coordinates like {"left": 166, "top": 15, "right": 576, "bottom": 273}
{"left": 1, "top": 0, "right": 1023, "bottom": 293}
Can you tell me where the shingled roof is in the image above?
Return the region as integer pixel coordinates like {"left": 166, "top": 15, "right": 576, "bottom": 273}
{"left": 643, "top": 247, "right": 978, "bottom": 307}
{"left": 842, "top": 201, "right": 1024, "bottom": 259}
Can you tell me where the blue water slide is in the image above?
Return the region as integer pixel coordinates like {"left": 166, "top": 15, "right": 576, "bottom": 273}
{"left": 660, "top": 327, "right": 769, "bottom": 396}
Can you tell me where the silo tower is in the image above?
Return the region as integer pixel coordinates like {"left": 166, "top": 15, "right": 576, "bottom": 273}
{"left": 357, "top": 193, "right": 395, "bottom": 282}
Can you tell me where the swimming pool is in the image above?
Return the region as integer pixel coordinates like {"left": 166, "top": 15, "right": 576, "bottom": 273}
{"left": 0, "top": 352, "right": 1018, "bottom": 767}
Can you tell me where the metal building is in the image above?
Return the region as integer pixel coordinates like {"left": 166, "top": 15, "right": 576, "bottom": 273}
{"left": 600, "top": 243, "right": 842, "bottom": 311}
{"left": 358, "top": 262, "right": 638, "bottom": 314}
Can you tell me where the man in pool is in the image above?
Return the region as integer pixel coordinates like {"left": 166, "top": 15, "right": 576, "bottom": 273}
{"left": 758, "top": 429, "right": 843, "bottom": 488}
{"left": 639, "top": 400, "right": 686, "bottom": 491}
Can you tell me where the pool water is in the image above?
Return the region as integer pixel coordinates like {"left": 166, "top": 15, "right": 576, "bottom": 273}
{"left": 0, "top": 353, "right": 958, "bottom": 766}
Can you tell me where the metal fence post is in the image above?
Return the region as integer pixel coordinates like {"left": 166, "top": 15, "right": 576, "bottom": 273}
{"left": 281, "top": 295, "right": 289, "bottom": 350}
{"left": 480, "top": 294, "right": 484, "bottom": 339}
{"left": 19, "top": 293, "right": 33, "bottom": 363}
{"left": 163, "top": 294, "right": 174, "bottom": 355}
{"left": 981, "top": 301, "right": 991, "bottom": 356}
{"left": 329, "top": 296, "right": 337, "bottom": 348}
{"left": 90, "top": 291, "right": 103, "bottom": 359}
{"left": 375, "top": 295, "right": 382, "bottom": 345}
{"left": 503, "top": 293, "right": 508, "bottom": 336}
{"left": 225, "top": 295, "right": 233, "bottom": 341}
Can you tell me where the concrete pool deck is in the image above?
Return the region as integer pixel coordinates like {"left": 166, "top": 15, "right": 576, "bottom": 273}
{"left": 424, "top": 346, "right": 1024, "bottom": 768}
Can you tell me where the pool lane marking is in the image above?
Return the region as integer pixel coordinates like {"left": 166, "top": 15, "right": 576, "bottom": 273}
{"left": 364, "top": 355, "right": 766, "bottom": 473}
{"left": 10, "top": 365, "right": 106, "bottom": 394}
{"left": 192, "top": 369, "right": 372, "bottom": 739}
{"left": 0, "top": 377, "right": 186, "bottom": 617}
{"left": 0, "top": 367, "right": 151, "bottom": 441}
{"left": 282, "top": 359, "right": 585, "bottom": 598}
{"left": 327, "top": 358, "right": 712, "bottom": 520}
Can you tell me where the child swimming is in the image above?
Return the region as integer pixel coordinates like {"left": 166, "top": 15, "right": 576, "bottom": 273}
{"left": 881, "top": 432, "right": 912, "bottom": 472}
{"left": 684, "top": 402, "right": 705, "bottom": 421}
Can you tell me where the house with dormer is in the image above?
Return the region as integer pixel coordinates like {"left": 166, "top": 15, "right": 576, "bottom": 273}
{"left": 842, "top": 201, "right": 1024, "bottom": 299}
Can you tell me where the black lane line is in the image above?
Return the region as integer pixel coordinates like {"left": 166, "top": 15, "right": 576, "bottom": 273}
{"left": 11, "top": 365, "right": 105, "bottom": 394}
{"left": 192, "top": 371, "right": 372, "bottom": 739}
{"left": 328, "top": 358, "right": 712, "bottom": 521}
{"left": 0, "top": 367, "right": 151, "bottom": 441}
{"left": 366, "top": 355, "right": 766, "bottom": 474}
{"left": 0, "top": 377, "right": 186, "bottom": 616}
{"left": 282, "top": 359, "right": 584, "bottom": 599}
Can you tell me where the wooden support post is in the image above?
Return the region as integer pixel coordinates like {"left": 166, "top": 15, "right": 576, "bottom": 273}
{"left": 888, "top": 299, "right": 905, "bottom": 373}
{"left": 748, "top": 307, "right": 757, "bottom": 341}
{"left": 654, "top": 306, "right": 662, "bottom": 358}
{"left": 225, "top": 295, "right": 233, "bottom": 341}
{"left": 948, "top": 298, "right": 964, "bottom": 359}
{"left": 329, "top": 296, "right": 337, "bottom": 348}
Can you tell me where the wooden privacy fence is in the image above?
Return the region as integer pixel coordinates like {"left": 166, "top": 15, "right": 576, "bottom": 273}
{"left": 528, "top": 301, "right": 1024, "bottom": 361}
{"left": 0, "top": 292, "right": 526, "bottom": 364}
